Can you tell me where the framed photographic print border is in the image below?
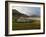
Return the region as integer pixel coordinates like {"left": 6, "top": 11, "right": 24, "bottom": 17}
{"left": 5, "top": 1, "right": 45, "bottom": 36}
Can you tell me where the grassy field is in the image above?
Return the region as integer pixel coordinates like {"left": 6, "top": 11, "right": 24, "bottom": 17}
{"left": 12, "top": 17, "right": 40, "bottom": 30}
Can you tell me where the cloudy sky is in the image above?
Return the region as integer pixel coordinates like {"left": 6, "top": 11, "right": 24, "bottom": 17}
{"left": 13, "top": 6, "right": 40, "bottom": 16}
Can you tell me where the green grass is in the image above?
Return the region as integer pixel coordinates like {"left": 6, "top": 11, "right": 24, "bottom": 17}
{"left": 12, "top": 17, "right": 40, "bottom": 30}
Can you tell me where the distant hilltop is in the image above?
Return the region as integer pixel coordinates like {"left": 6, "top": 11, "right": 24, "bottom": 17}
{"left": 12, "top": 9, "right": 40, "bottom": 17}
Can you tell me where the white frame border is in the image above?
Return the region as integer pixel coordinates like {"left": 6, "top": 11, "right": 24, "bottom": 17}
{"left": 8, "top": 2, "right": 44, "bottom": 34}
